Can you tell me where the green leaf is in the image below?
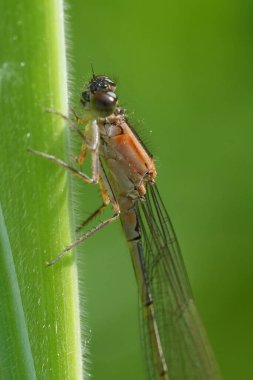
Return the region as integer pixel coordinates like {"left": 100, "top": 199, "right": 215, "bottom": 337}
{"left": 0, "top": 204, "right": 36, "bottom": 379}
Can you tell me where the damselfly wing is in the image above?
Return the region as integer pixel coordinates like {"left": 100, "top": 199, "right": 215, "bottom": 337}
{"left": 136, "top": 184, "right": 221, "bottom": 379}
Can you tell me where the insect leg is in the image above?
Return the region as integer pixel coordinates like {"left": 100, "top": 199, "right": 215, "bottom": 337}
{"left": 28, "top": 117, "right": 100, "bottom": 184}
{"left": 76, "top": 178, "right": 110, "bottom": 232}
{"left": 46, "top": 108, "right": 85, "bottom": 141}
{"left": 27, "top": 147, "right": 98, "bottom": 185}
{"left": 47, "top": 161, "right": 120, "bottom": 266}
{"left": 47, "top": 211, "right": 120, "bottom": 266}
{"left": 69, "top": 107, "right": 81, "bottom": 124}
{"left": 86, "top": 120, "right": 100, "bottom": 183}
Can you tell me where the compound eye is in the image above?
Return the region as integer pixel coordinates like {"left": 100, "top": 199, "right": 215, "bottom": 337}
{"left": 92, "top": 91, "right": 117, "bottom": 116}
{"left": 82, "top": 91, "right": 90, "bottom": 102}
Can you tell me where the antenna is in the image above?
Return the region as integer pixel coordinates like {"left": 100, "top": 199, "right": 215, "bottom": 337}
{"left": 90, "top": 63, "right": 96, "bottom": 78}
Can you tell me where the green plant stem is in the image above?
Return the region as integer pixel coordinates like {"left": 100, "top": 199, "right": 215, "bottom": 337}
{"left": 0, "top": 0, "right": 82, "bottom": 378}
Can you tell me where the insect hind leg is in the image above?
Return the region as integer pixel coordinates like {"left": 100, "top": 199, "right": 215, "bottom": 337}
{"left": 47, "top": 210, "right": 120, "bottom": 267}
{"left": 76, "top": 178, "right": 110, "bottom": 232}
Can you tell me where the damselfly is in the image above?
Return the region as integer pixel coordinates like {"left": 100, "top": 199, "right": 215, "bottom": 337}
{"left": 28, "top": 73, "right": 221, "bottom": 380}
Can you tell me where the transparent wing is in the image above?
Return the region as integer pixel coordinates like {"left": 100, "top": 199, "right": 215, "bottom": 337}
{"left": 137, "top": 184, "right": 221, "bottom": 380}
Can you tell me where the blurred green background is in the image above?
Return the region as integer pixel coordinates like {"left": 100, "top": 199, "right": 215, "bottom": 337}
{"left": 68, "top": 1, "right": 253, "bottom": 379}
